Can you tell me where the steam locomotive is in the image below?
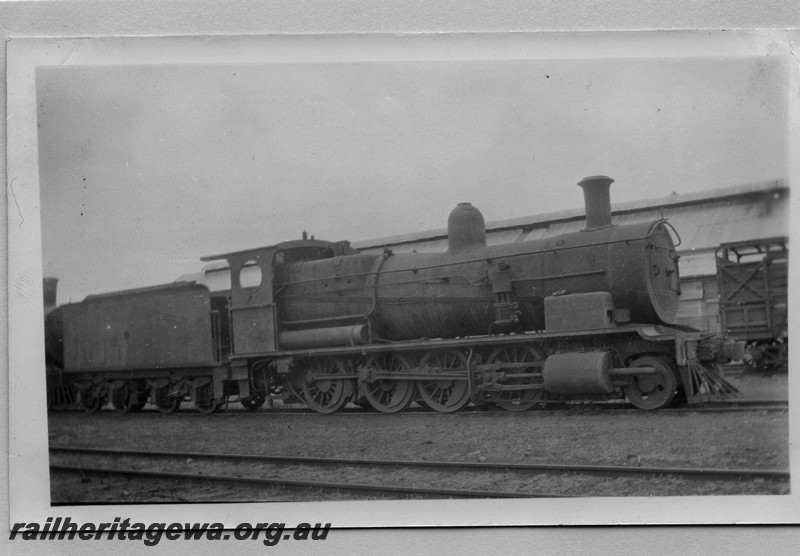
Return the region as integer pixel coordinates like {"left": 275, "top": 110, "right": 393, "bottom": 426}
{"left": 44, "top": 176, "right": 740, "bottom": 414}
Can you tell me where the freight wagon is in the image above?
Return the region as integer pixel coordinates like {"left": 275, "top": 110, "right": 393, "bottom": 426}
{"left": 716, "top": 237, "right": 788, "bottom": 372}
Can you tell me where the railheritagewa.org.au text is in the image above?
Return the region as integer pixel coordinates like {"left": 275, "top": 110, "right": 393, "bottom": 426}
{"left": 10, "top": 517, "right": 331, "bottom": 546}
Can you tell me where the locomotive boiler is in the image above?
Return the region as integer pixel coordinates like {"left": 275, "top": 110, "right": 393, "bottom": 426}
{"left": 45, "top": 176, "right": 739, "bottom": 415}
{"left": 273, "top": 176, "right": 679, "bottom": 342}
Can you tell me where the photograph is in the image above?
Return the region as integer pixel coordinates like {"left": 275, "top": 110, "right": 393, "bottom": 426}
{"left": 6, "top": 31, "right": 798, "bottom": 530}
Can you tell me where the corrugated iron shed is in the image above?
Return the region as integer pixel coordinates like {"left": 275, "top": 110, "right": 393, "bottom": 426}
{"left": 179, "top": 180, "right": 789, "bottom": 292}
{"left": 354, "top": 180, "right": 790, "bottom": 278}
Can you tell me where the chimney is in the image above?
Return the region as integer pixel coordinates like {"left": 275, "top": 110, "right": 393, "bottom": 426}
{"left": 578, "top": 175, "right": 614, "bottom": 231}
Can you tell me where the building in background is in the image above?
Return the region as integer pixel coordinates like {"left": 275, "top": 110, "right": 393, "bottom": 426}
{"left": 353, "top": 180, "right": 789, "bottom": 335}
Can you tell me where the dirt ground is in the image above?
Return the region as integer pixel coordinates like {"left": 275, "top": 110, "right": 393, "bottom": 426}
{"left": 47, "top": 372, "right": 790, "bottom": 503}
{"left": 726, "top": 370, "right": 789, "bottom": 401}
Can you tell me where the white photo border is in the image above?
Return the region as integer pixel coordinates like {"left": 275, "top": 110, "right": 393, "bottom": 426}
{"left": 7, "top": 31, "right": 800, "bottom": 528}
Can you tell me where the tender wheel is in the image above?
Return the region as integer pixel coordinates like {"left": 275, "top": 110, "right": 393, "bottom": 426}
{"left": 488, "top": 345, "right": 546, "bottom": 412}
{"left": 623, "top": 356, "right": 678, "bottom": 410}
{"left": 81, "top": 388, "right": 104, "bottom": 414}
{"left": 195, "top": 400, "right": 221, "bottom": 414}
{"left": 363, "top": 353, "right": 416, "bottom": 414}
{"left": 194, "top": 384, "right": 221, "bottom": 415}
{"left": 129, "top": 380, "right": 149, "bottom": 411}
{"left": 154, "top": 385, "right": 182, "bottom": 415}
{"left": 156, "top": 396, "right": 181, "bottom": 414}
{"left": 302, "top": 358, "right": 354, "bottom": 414}
{"left": 240, "top": 393, "right": 267, "bottom": 411}
{"left": 416, "top": 350, "right": 471, "bottom": 413}
{"left": 112, "top": 383, "right": 138, "bottom": 414}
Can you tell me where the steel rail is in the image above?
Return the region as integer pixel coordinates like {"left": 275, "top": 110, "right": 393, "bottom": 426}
{"left": 49, "top": 464, "right": 554, "bottom": 500}
{"left": 510, "top": 400, "right": 789, "bottom": 413}
{"left": 50, "top": 446, "right": 789, "bottom": 482}
{"left": 666, "top": 402, "right": 788, "bottom": 413}
{"left": 45, "top": 398, "right": 788, "bottom": 415}
{"left": 217, "top": 399, "right": 789, "bottom": 414}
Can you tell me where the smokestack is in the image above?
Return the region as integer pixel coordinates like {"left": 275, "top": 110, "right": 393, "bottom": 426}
{"left": 43, "top": 277, "right": 58, "bottom": 312}
{"left": 578, "top": 175, "right": 614, "bottom": 231}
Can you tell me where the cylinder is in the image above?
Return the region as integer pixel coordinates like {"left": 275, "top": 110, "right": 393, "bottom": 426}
{"left": 279, "top": 324, "right": 369, "bottom": 349}
{"left": 542, "top": 351, "right": 615, "bottom": 396}
{"left": 578, "top": 175, "right": 614, "bottom": 231}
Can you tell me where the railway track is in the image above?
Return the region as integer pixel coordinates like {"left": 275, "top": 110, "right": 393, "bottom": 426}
{"left": 525, "top": 400, "right": 789, "bottom": 414}
{"left": 50, "top": 463, "right": 548, "bottom": 500}
{"left": 50, "top": 446, "right": 789, "bottom": 502}
{"left": 47, "top": 397, "right": 789, "bottom": 416}
{"left": 666, "top": 401, "right": 788, "bottom": 413}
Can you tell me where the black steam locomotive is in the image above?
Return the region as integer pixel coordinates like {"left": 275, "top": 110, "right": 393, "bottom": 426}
{"left": 44, "top": 176, "right": 740, "bottom": 414}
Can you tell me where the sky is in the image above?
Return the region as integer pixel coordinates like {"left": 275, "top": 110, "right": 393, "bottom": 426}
{"left": 36, "top": 52, "right": 790, "bottom": 304}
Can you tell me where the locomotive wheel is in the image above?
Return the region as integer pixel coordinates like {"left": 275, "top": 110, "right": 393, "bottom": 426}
{"left": 623, "top": 356, "right": 678, "bottom": 410}
{"left": 363, "top": 353, "right": 416, "bottom": 414}
{"left": 240, "top": 393, "right": 267, "bottom": 411}
{"left": 416, "top": 350, "right": 471, "bottom": 413}
{"left": 302, "top": 358, "right": 354, "bottom": 414}
{"left": 487, "top": 345, "right": 546, "bottom": 412}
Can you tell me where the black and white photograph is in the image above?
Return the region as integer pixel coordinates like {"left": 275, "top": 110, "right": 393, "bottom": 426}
{"left": 5, "top": 29, "right": 799, "bottom": 536}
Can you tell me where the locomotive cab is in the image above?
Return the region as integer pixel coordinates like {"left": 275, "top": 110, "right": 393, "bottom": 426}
{"left": 201, "top": 239, "right": 358, "bottom": 356}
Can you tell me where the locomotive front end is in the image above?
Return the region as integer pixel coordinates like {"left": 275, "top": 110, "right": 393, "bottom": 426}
{"left": 576, "top": 174, "right": 681, "bottom": 326}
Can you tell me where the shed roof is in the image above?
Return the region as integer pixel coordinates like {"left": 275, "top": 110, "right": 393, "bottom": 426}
{"left": 179, "top": 180, "right": 789, "bottom": 288}
{"left": 353, "top": 180, "right": 790, "bottom": 258}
